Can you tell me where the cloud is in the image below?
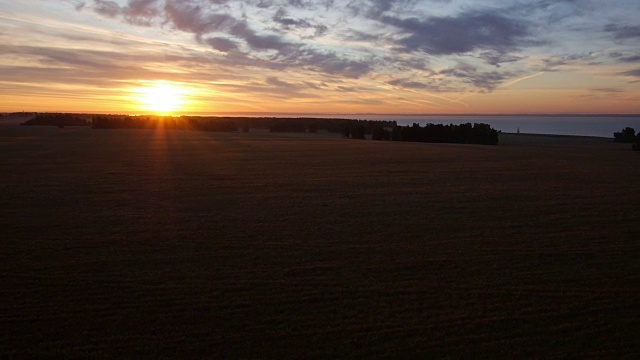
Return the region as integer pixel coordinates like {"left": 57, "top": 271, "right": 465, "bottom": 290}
{"left": 285, "top": 48, "right": 374, "bottom": 78}
{"left": 93, "top": 0, "right": 120, "bottom": 18}
{"left": 604, "top": 24, "right": 640, "bottom": 40}
{"left": 439, "top": 64, "right": 513, "bottom": 91}
{"left": 379, "top": 10, "right": 531, "bottom": 55}
{"left": 91, "top": 0, "right": 161, "bottom": 25}
{"left": 591, "top": 88, "right": 623, "bottom": 93}
{"left": 70, "top": 0, "right": 87, "bottom": 11}
{"left": 265, "top": 76, "right": 290, "bottom": 87}
{"left": 610, "top": 52, "right": 640, "bottom": 63}
{"left": 387, "top": 78, "right": 453, "bottom": 92}
{"left": 272, "top": 8, "right": 328, "bottom": 37}
{"left": 78, "top": 0, "right": 625, "bottom": 93}
{"left": 163, "top": 1, "right": 236, "bottom": 35}
{"left": 621, "top": 69, "right": 640, "bottom": 77}
{"left": 382, "top": 56, "right": 430, "bottom": 72}
{"left": 87, "top": 0, "right": 375, "bottom": 78}
{"left": 123, "top": 0, "right": 161, "bottom": 25}
{"left": 477, "top": 51, "right": 523, "bottom": 67}
{"left": 204, "top": 37, "right": 239, "bottom": 52}
{"left": 541, "top": 53, "right": 601, "bottom": 70}
{"left": 348, "top": 0, "right": 418, "bottom": 18}
{"left": 508, "top": 0, "right": 583, "bottom": 24}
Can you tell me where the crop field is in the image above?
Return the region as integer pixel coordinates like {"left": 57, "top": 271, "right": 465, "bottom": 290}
{"left": 1, "top": 125, "right": 639, "bottom": 357}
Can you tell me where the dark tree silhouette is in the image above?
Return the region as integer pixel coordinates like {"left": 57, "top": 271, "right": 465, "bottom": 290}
{"left": 350, "top": 125, "right": 366, "bottom": 139}
{"left": 91, "top": 115, "right": 237, "bottom": 131}
{"left": 270, "top": 120, "right": 306, "bottom": 133}
{"left": 371, "top": 127, "right": 390, "bottom": 140}
{"left": 614, "top": 127, "right": 636, "bottom": 143}
{"left": 342, "top": 126, "right": 350, "bottom": 138}
{"left": 390, "top": 122, "right": 498, "bottom": 145}
{"left": 308, "top": 123, "right": 318, "bottom": 133}
{"left": 22, "top": 113, "right": 89, "bottom": 127}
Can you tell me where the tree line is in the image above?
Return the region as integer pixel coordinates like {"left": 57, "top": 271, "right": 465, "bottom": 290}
{"left": 17, "top": 113, "right": 501, "bottom": 145}
{"left": 346, "top": 122, "right": 500, "bottom": 145}
{"left": 267, "top": 118, "right": 397, "bottom": 134}
{"left": 21, "top": 113, "right": 89, "bottom": 127}
{"left": 91, "top": 116, "right": 237, "bottom": 132}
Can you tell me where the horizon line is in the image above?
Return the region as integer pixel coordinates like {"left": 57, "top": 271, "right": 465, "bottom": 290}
{"left": 4, "top": 111, "right": 640, "bottom": 118}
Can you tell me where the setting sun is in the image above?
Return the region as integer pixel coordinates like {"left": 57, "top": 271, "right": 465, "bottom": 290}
{"left": 137, "top": 83, "right": 186, "bottom": 114}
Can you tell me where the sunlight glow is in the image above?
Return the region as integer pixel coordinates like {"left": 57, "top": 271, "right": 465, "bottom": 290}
{"left": 136, "top": 83, "right": 187, "bottom": 114}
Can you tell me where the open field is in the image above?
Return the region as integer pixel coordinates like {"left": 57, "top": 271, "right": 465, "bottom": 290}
{"left": 1, "top": 125, "right": 639, "bottom": 357}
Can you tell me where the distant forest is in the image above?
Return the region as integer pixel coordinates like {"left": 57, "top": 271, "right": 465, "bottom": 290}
{"left": 21, "top": 113, "right": 504, "bottom": 145}
{"left": 20, "top": 113, "right": 89, "bottom": 127}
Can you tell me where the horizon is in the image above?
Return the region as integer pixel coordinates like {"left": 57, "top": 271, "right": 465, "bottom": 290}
{"left": 1, "top": 1, "right": 640, "bottom": 115}
{"left": 4, "top": 111, "right": 640, "bottom": 118}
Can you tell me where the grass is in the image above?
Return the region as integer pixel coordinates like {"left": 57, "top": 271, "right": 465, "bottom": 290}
{"left": 1, "top": 126, "right": 639, "bottom": 358}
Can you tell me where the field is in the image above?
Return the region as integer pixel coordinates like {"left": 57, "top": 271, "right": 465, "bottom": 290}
{"left": 1, "top": 125, "right": 639, "bottom": 357}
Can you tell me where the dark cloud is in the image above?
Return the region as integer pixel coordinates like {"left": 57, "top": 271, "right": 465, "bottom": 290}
{"left": 343, "top": 30, "right": 381, "bottom": 43}
{"left": 380, "top": 10, "right": 531, "bottom": 55}
{"left": 348, "top": 0, "right": 417, "bottom": 18}
{"left": 71, "top": 0, "right": 86, "bottom": 11}
{"left": 604, "top": 24, "right": 640, "bottom": 40}
{"left": 205, "top": 37, "right": 239, "bottom": 52}
{"left": 610, "top": 52, "right": 640, "bottom": 63}
{"left": 387, "top": 78, "right": 453, "bottom": 92}
{"left": 477, "top": 51, "right": 523, "bottom": 67}
{"left": 541, "top": 53, "right": 600, "bottom": 70}
{"left": 163, "top": 1, "right": 236, "bottom": 35}
{"left": 91, "top": 0, "right": 162, "bottom": 25}
{"left": 126, "top": 0, "right": 159, "bottom": 16}
{"left": 382, "top": 56, "right": 430, "bottom": 71}
{"left": 254, "top": 0, "right": 274, "bottom": 9}
{"left": 94, "top": 0, "right": 121, "bottom": 18}
{"left": 272, "top": 8, "right": 328, "bottom": 37}
{"left": 124, "top": 0, "right": 160, "bottom": 22}
{"left": 286, "top": 0, "right": 312, "bottom": 8}
{"left": 439, "top": 64, "right": 512, "bottom": 91}
{"left": 285, "top": 49, "right": 373, "bottom": 78}
{"left": 266, "top": 76, "right": 290, "bottom": 87}
{"left": 229, "top": 21, "right": 296, "bottom": 53}
{"left": 621, "top": 69, "right": 640, "bottom": 77}
{"left": 162, "top": 1, "right": 298, "bottom": 54}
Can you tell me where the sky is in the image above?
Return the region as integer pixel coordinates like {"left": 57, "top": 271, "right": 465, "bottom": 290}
{"left": 1, "top": 0, "right": 639, "bottom": 115}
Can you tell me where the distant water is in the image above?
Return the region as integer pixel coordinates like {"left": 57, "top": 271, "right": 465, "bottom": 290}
{"left": 343, "top": 115, "right": 640, "bottom": 138}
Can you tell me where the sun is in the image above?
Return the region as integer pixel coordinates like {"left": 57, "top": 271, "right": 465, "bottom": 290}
{"left": 137, "top": 83, "right": 186, "bottom": 114}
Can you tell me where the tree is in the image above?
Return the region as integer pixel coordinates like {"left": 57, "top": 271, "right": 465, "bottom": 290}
{"left": 342, "top": 126, "right": 350, "bottom": 138}
{"left": 350, "top": 125, "right": 366, "bottom": 139}
{"left": 613, "top": 127, "right": 636, "bottom": 143}
{"left": 371, "top": 127, "right": 390, "bottom": 140}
